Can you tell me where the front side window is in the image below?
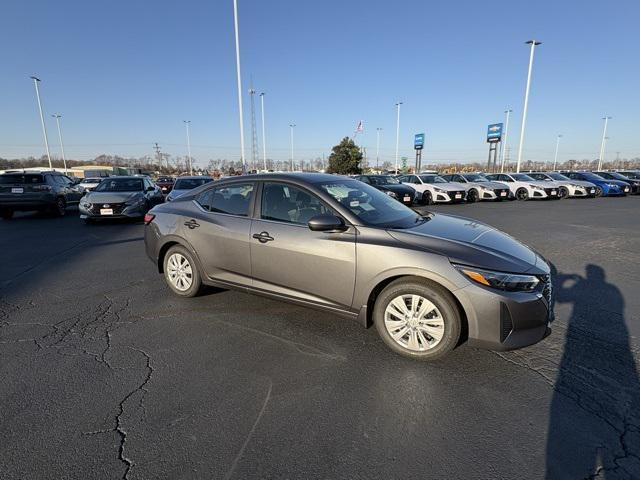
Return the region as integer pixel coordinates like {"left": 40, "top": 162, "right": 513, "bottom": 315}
{"left": 261, "top": 182, "right": 331, "bottom": 225}
{"left": 196, "top": 183, "right": 254, "bottom": 216}
{"left": 319, "top": 180, "right": 423, "bottom": 229}
{"left": 419, "top": 175, "right": 447, "bottom": 184}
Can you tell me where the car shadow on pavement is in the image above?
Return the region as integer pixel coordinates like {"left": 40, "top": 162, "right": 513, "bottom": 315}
{"left": 546, "top": 264, "right": 640, "bottom": 478}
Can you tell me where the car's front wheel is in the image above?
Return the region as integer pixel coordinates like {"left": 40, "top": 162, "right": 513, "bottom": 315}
{"left": 163, "top": 245, "right": 203, "bottom": 297}
{"left": 466, "top": 189, "right": 479, "bottom": 203}
{"left": 52, "top": 197, "right": 66, "bottom": 216}
{"left": 422, "top": 191, "right": 433, "bottom": 205}
{"left": 516, "top": 188, "right": 529, "bottom": 201}
{"left": 559, "top": 186, "right": 569, "bottom": 198}
{"left": 594, "top": 186, "right": 603, "bottom": 197}
{"left": 373, "top": 278, "right": 461, "bottom": 361}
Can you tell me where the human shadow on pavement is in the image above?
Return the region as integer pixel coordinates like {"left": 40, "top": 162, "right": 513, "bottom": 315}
{"left": 546, "top": 264, "right": 640, "bottom": 478}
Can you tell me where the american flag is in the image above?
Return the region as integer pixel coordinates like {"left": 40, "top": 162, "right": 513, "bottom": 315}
{"left": 354, "top": 120, "right": 364, "bottom": 133}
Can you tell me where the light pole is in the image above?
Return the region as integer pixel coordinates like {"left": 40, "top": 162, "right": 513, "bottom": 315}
{"left": 51, "top": 114, "right": 67, "bottom": 173}
{"left": 552, "top": 134, "right": 562, "bottom": 171}
{"left": 260, "top": 92, "right": 267, "bottom": 171}
{"left": 232, "top": 0, "right": 246, "bottom": 172}
{"left": 394, "top": 102, "right": 402, "bottom": 173}
{"left": 516, "top": 40, "right": 541, "bottom": 173}
{"left": 500, "top": 108, "right": 512, "bottom": 172}
{"left": 376, "top": 127, "right": 382, "bottom": 170}
{"left": 30, "top": 76, "right": 52, "bottom": 169}
{"left": 183, "top": 120, "right": 192, "bottom": 175}
{"left": 289, "top": 124, "right": 296, "bottom": 171}
{"left": 598, "top": 116, "right": 611, "bottom": 170}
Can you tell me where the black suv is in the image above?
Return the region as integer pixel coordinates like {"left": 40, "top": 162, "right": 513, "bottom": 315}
{"left": 0, "top": 171, "right": 84, "bottom": 219}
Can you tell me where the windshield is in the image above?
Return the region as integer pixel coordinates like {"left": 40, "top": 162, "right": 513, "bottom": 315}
{"left": 598, "top": 172, "right": 627, "bottom": 181}
{"left": 530, "top": 173, "right": 552, "bottom": 181}
{"left": 174, "top": 178, "right": 212, "bottom": 190}
{"left": 368, "top": 176, "right": 400, "bottom": 186}
{"left": 548, "top": 173, "right": 569, "bottom": 181}
{"left": 94, "top": 178, "right": 144, "bottom": 192}
{"left": 512, "top": 173, "right": 536, "bottom": 182}
{"left": 419, "top": 175, "right": 447, "bottom": 184}
{"left": 83, "top": 178, "right": 102, "bottom": 184}
{"left": 462, "top": 174, "right": 488, "bottom": 182}
{"left": 619, "top": 171, "right": 640, "bottom": 179}
{"left": 580, "top": 172, "right": 605, "bottom": 181}
{"left": 319, "top": 180, "right": 423, "bottom": 229}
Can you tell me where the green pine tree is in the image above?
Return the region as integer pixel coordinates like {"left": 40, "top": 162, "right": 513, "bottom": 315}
{"left": 326, "top": 137, "right": 363, "bottom": 175}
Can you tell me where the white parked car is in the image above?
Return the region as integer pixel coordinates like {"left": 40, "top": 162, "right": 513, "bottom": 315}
{"left": 78, "top": 177, "right": 104, "bottom": 192}
{"left": 528, "top": 172, "right": 597, "bottom": 198}
{"left": 166, "top": 176, "right": 214, "bottom": 201}
{"left": 485, "top": 173, "right": 562, "bottom": 201}
{"left": 397, "top": 174, "right": 467, "bottom": 204}
{"left": 440, "top": 173, "right": 511, "bottom": 202}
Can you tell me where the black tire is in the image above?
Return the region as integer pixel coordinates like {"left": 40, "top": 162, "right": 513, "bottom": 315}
{"left": 594, "top": 186, "right": 603, "bottom": 197}
{"left": 52, "top": 197, "right": 66, "bottom": 217}
{"left": 422, "top": 191, "right": 433, "bottom": 205}
{"left": 162, "top": 245, "right": 203, "bottom": 298}
{"left": 1, "top": 209, "right": 13, "bottom": 220}
{"left": 559, "top": 186, "right": 569, "bottom": 199}
{"left": 516, "top": 188, "right": 529, "bottom": 201}
{"left": 373, "top": 278, "right": 462, "bottom": 361}
{"left": 466, "top": 189, "right": 479, "bottom": 203}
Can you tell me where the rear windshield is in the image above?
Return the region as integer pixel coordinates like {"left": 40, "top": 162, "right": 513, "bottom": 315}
{"left": 0, "top": 174, "right": 45, "bottom": 184}
{"left": 174, "top": 178, "right": 212, "bottom": 190}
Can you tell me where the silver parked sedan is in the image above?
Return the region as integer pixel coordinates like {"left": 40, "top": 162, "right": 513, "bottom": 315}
{"left": 144, "top": 173, "right": 552, "bottom": 360}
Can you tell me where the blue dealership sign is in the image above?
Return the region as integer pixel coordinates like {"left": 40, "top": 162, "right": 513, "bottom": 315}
{"left": 487, "top": 123, "right": 503, "bottom": 143}
{"left": 414, "top": 133, "right": 425, "bottom": 150}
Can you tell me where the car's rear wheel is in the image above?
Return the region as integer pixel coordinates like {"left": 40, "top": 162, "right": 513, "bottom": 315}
{"left": 594, "top": 186, "right": 603, "bottom": 197}
{"left": 516, "top": 188, "right": 529, "bottom": 201}
{"left": 373, "top": 278, "right": 461, "bottom": 361}
{"left": 466, "top": 189, "right": 479, "bottom": 203}
{"left": 1, "top": 209, "right": 13, "bottom": 220}
{"left": 163, "top": 245, "right": 203, "bottom": 297}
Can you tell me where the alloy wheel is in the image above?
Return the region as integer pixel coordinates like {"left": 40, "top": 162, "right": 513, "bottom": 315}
{"left": 166, "top": 253, "right": 193, "bottom": 291}
{"left": 516, "top": 188, "right": 529, "bottom": 201}
{"left": 384, "top": 294, "right": 445, "bottom": 351}
{"left": 595, "top": 186, "right": 603, "bottom": 197}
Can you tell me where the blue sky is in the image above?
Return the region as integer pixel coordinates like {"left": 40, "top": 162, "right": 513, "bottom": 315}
{"left": 1, "top": 0, "right": 638, "bottom": 166}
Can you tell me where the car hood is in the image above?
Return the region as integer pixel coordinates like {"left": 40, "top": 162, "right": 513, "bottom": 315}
{"left": 473, "top": 181, "right": 508, "bottom": 189}
{"left": 562, "top": 179, "right": 596, "bottom": 188}
{"left": 430, "top": 182, "right": 465, "bottom": 191}
{"left": 387, "top": 213, "right": 549, "bottom": 275}
{"left": 378, "top": 184, "right": 415, "bottom": 194}
{"left": 84, "top": 191, "right": 143, "bottom": 203}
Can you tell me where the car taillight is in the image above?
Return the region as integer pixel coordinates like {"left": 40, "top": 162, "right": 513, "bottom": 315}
{"left": 144, "top": 213, "right": 156, "bottom": 225}
{"left": 32, "top": 185, "right": 52, "bottom": 191}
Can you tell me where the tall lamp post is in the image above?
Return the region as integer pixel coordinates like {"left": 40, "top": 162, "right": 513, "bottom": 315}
{"left": 597, "top": 116, "right": 611, "bottom": 170}
{"left": 552, "top": 134, "right": 562, "bottom": 171}
{"left": 500, "top": 108, "right": 512, "bottom": 172}
{"left": 232, "top": 0, "right": 246, "bottom": 172}
{"left": 183, "top": 120, "right": 193, "bottom": 175}
{"left": 289, "top": 124, "right": 296, "bottom": 171}
{"left": 259, "top": 92, "right": 267, "bottom": 171}
{"left": 376, "top": 127, "right": 382, "bottom": 170}
{"left": 394, "top": 102, "right": 402, "bottom": 173}
{"left": 516, "top": 40, "right": 541, "bottom": 173}
{"left": 51, "top": 114, "right": 67, "bottom": 173}
{"left": 30, "top": 76, "right": 52, "bottom": 169}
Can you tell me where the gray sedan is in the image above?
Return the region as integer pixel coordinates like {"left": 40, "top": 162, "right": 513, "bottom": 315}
{"left": 144, "top": 173, "right": 552, "bottom": 360}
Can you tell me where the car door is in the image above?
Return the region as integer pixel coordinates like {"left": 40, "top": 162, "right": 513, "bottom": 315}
{"left": 182, "top": 182, "right": 255, "bottom": 286}
{"left": 62, "top": 175, "right": 83, "bottom": 202}
{"left": 250, "top": 181, "right": 356, "bottom": 309}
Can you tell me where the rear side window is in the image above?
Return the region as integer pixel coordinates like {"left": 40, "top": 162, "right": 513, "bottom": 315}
{"left": 196, "top": 183, "right": 254, "bottom": 216}
{"left": 0, "top": 174, "right": 45, "bottom": 184}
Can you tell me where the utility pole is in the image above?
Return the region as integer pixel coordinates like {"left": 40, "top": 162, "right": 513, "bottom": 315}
{"left": 597, "top": 116, "right": 611, "bottom": 171}
{"left": 516, "top": 40, "right": 542, "bottom": 173}
{"left": 153, "top": 143, "right": 162, "bottom": 169}
{"left": 395, "top": 102, "right": 402, "bottom": 173}
{"left": 259, "top": 92, "right": 267, "bottom": 171}
{"left": 376, "top": 127, "right": 382, "bottom": 171}
{"left": 232, "top": 0, "right": 246, "bottom": 172}
{"left": 500, "top": 109, "right": 512, "bottom": 172}
{"left": 552, "top": 134, "right": 562, "bottom": 171}
{"left": 248, "top": 78, "right": 258, "bottom": 171}
{"left": 183, "top": 120, "right": 192, "bottom": 175}
{"left": 289, "top": 124, "right": 296, "bottom": 171}
{"left": 30, "top": 76, "right": 52, "bottom": 169}
{"left": 51, "top": 114, "right": 67, "bottom": 173}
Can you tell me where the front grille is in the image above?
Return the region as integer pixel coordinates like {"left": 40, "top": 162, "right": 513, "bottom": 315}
{"left": 540, "top": 274, "right": 554, "bottom": 322}
{"left": 543, "top": 187, "right": 558, "bottom": 196}
{"left": 493, "top": 188, "right": 509, "bottom": 198}
{"left": 88, "top": 202, "right": 126, "bottom": 215}
{"left": 450, "top": 190, "right": 465, "bottom": 202}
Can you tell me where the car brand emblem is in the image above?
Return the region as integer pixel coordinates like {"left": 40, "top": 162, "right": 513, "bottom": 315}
{"left": 103, "top": 204, "right": 110, "bottom": 208}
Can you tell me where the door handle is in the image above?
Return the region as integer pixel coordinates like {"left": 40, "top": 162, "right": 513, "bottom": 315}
{"left": 184, "top": 219, "right": 200, "bottom": 229}
{"left": 252, "top": 231, "right": 274, "bottom": 243}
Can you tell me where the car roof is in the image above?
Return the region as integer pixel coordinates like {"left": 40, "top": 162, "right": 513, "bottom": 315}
{"left": 219, "top": 172, "right": 351, "bottom": 184}
{"left": 175, "top": 175, "right": 213, "bottom": 180}
{"left": 100, "top": 176, "right": 145, "bottom": 180}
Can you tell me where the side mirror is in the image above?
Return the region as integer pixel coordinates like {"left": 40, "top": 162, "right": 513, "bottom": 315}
{"left": 147, "top": 186, "right": 155, "bottom": 192}
{"left": 308, "top": 214, "right": 348, "bottom": 232}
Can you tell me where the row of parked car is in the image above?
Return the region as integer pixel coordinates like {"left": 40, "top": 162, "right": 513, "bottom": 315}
{"left": 0, "top": 171, "right": 213, "bottom": 221}
{"left": 352, "top": 170, "right": 640, "bottom": 205}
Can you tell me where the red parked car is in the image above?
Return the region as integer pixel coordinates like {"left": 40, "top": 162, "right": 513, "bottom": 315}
{"left": 155, "top": 176, "right": 175, "bottom": 194}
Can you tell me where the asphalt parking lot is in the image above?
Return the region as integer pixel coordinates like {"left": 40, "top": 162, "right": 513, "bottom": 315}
{"left": 1, "top": 197, "right": 639, "bottom": 479}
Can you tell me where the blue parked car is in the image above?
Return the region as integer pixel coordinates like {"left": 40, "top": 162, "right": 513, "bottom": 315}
{"left": 562, "top": 171, "right": 631, "bottom": 197}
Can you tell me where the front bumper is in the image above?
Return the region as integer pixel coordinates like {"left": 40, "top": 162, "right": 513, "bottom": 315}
{"left": 480, "top": 188, "right": 510, "bottom": 201}
{"left": 454, "top": 279, "right": 552, "bottom": 351}
{"left": 79, "top": 202, "right": 146, "bottom": 219}
{"left": 433, "top": 190, "right": 466, "bottom": 203}
{"left": 569, "top": 186, "right": 596, "bottom": 197}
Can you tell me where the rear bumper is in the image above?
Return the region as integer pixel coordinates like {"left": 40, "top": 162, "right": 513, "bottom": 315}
{"left": 0, "top": 194, "right": 56, "bottom": 210}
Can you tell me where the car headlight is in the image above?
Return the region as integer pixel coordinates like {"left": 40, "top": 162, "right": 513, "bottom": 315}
{"left": 529, "top": 184, "right": 544, "bottom": 190}
{"left": 385, "top": 190, "right": 397, "bottom": 198}
{"left": 454, "top": 265, "right": 540, "bottom": 292}
{"left": 81, "top": 201, "right": 91, "bottom": 208}
{"left": 570, "top": 184, "right": 582, "bottom": 188}
{"left": 125, "top": 197, "right": 145, "bottom": 206}
{"left": 434, "top": 188, "right": 445, "bottom": 193}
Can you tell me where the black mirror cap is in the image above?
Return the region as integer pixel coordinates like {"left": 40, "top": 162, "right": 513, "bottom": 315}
{"left": 307, "top": 214, "right": 347, "bottom": 232}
